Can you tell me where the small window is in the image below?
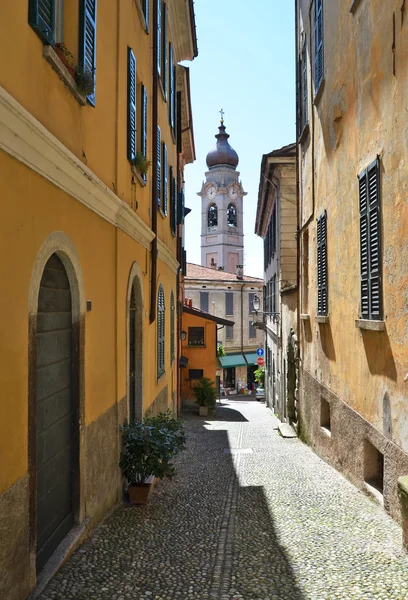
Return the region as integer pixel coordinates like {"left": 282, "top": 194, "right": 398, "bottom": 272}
{"left": 225, "top": 292, "right": 234, "bottom": 316}
{"left": 364, "top": 439, "right": 384, "bottom": 496}
{"left": 320, "top": 397, "right": 331, "bottom": 432}
{"left": 200, "top": 291, "right": 209, "bottom": 313}
{"left": 226, "top": 325, "right": 234, "bottom": 340}
{"left": 188, "top": 327, "right": 204, "bottom": 346}
{"left": 227, "top": 203, "right": 237, "bottom": 227}
{"left": 208, "top": 204, "right": 218, "bottom": 228}
{"left": 314, "top": 0, "right": 324, "bottom": 92}
{"left": 189, "top": 369, "right": 203, "bottom": 380}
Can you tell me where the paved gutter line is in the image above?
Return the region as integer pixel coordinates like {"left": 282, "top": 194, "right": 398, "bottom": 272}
{"left": 209, "top": 423, "right": 244, "bottom": 599}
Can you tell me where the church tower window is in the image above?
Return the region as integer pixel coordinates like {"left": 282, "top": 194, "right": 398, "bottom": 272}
{"left": 208, "top": 204, "right": 218, "bottom": 228}
{"left": 227, "top": 203, "right": 237, "bottom": 227}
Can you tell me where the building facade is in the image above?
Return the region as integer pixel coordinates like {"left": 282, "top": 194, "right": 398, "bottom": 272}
{"left": 296, "top": 0, "right": 408, "bottom": 522}
{"left": 255, "top": 144, "right": 298, "bottom": 423}
{"left": 184, "top": 264, "right": 263, "bottom": 393}
{"left": 0, "top": 1, "right": 197, "bottom": 598}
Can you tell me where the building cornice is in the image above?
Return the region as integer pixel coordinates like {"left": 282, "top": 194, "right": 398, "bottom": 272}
{"left": 0, "top": 85, "right": 161, "bottom": 258}
{"left": 158, "top": 239, "right": 179, "bottom": 273}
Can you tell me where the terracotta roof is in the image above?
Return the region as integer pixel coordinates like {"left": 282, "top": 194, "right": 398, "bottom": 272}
{"left": 185, "top": 263, "right": 263, "bottom": 283}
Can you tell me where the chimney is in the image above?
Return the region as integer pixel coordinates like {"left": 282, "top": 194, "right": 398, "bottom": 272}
{"left": 212, "top": 301, "right": 215, "bottom": 315}
{"left": 218, "top": 266, "right": 224, "bottom": 271}
{"left": 236, "top": 264, "right": 244, "bottom": 280}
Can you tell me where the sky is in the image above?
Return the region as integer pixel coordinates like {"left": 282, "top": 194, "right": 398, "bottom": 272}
{"left": 182, "top": 0, "right": 296, "bottom": 279}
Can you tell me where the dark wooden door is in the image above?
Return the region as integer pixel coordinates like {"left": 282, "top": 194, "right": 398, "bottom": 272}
{"left": 129, "top": 304, "right": 136, "bottom": 421}
{"left": 36, "top": 254, "right": 76, "bottom": 572}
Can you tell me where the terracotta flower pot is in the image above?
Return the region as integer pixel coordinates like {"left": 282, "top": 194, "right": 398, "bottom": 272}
{"left": 128, "top": 482, "right": 153, "bottom": 505}
{"left": 199, "top": 406, "right": 208, "bottom": 417}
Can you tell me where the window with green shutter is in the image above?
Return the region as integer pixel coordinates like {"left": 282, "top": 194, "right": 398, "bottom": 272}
{"left": 157, "top": 0, "right": 161, "bottom": 77}
{"left": 169, "top": 43, "right": 175, "bottom": 131}
{"left": 143, "top": 0, "right": 149, "bottom": 32}
{"left": 157, "top": 126, "right": 161, "bottom": 207}
{"left": 170, "top": 167, "right": 176, "bottom": 235}
{"left": 170, "top": 291, "right": 175, "bottom": 361}
{"left": 359, "top": 159, "right": 382, "bottom": 320}
{"left": 162, "top": 142, "right": 168, "bottom": 215}
{"left": 317, "top": 211, "right": 328, "bottom": 316}
{"left": 140, "top": 84, "right": 148, "bottom": 182}
{"left": 127, "top": 47, "right": 137, "bottom": 164}
{"left": 314, "top": 0, "right": 324, "bottom": 92}
{"left": 78, "top": 0, "right": 97, "bottom": 106}
{"left": 162, "top": 3, "right": 168, "bottom": 99}
{"left": 29, "top": 0, "right": 56, "bottom": 44}
{"left": 157, "top": 285, "right": 165, "bottom": 377}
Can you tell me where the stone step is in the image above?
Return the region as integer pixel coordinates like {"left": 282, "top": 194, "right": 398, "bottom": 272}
{"left": 278, "top": 422, "right": 297, "bottom": 438}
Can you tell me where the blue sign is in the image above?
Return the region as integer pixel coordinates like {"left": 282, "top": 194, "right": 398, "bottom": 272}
{"left": 256, "top": 348, "right": 264, "bottom": 357}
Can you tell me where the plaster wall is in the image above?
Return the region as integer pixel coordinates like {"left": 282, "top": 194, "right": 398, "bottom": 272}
{"left": 297, "top": 0, "right": 408, "bottom": 513}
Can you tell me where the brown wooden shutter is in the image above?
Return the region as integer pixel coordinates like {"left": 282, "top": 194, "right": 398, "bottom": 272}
{"left": 317, "top": 210, "right": 328, "bottom": 316}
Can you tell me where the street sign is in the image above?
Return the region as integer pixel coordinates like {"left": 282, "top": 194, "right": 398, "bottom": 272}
{"left": 256, "top": 348, "right": 264, "bottom": 357}
{"left": 256, "top": 357, "right": 265, "bottom": 366}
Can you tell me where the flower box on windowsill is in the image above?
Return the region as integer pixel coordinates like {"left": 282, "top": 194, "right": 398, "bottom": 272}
{"left": 355, "top": 319, "right": 385, "bottom": 332}
{"left": 131, "top": 166, "right": 147, "bottom": 187}
{"left": 43, "top": 45, "right": 86, "bottom": 106}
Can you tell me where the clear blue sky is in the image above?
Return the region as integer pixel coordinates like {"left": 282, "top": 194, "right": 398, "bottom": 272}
{"left": 182, "top": 0, "right": 295, "bottom": 279}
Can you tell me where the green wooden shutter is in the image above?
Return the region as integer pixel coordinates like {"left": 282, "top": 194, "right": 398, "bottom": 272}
{"left": 143, "top": 0, "right": 149, "bottom": 32}
{"left": 302, "top": 40, "right": 308, "bottom": 127}
{"left": 170, "top": 291, "right": 175, "bottom": 361}
{"left": 314, "top": 0, "right": 323, "bottom": 90}
{"left": 177, "top": 91, "right": 182, "bottom": 153}
{"left": 157, "top": 285, "right": 165, "bottom": 377}
{"left": 317, "top": 211, "right": 328, "bottom": 316}
{"left": 226, "top": 292, "right": 234, "bottom": 316}
{"left": 359, "top": 159, "right": 382, "bottom": 320}
{"left": 162, "top": 143, "right": 168, "bottom": 215}
{"left": 170, "top": 167, "right": 176, "bottom": 235}
{"left": 157, "top": 0, "right": 161, "bottom": 77}
{"left": 127, "top": 47, "right": 137, "bottom": 164}
{"left": 29, "top": 0, "right": 55, "bottom": 45}
{"left": 157, "top": 126, "right": 161, "bottom": 207}
{"left": 169, "top": 44, "right": 174, "bottom": 129}
{"left": 141, "top": 84, "right": 148, "bottom": 182}
{"left": 162, "top": 3, "right": 168, "bottom": 99}
{"left": 172, "top": 65, "right": 176, "bottom": 132}
{"left": 79, "top": 0, "right": 97, "bottom": 106}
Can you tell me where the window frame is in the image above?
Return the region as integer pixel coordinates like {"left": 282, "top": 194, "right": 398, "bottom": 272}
{"left": 188, "top": 327, "right": 205, "bottom": 347}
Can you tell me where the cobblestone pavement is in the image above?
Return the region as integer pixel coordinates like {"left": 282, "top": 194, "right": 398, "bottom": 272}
{"left": 39, "top": 399, "right": 408, "bottom": 600}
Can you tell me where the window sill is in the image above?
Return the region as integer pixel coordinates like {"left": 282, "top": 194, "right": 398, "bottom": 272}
{"left": 158, "top": 77, "right": 167, "bottom": 103}
{"left": 133, "top": 0, "right": 149, "bottom": 32}
{"left": 187, "top": 345, "right": 206, "bottom": 348}
{"left": 157, "top": 370, "right": 165, "bottom": 382}
{"left": 355, "top": 319, "right": 385, "bottom": 332}
{"left": 43, "top": 45, "right": 87, "bottom": 106}
{"left": 298, "top": 122, "right": 310, "bottom": 145}
{"left": 349, "top": 0, "right": 363, "bottom": 14}
{"left": 321, "top": 426, "right": 332, "bottom": 437}
{"left": 316, "top": 315, "right": 329, "bottom": 324}
{"left": 300, "top": 313, "right": 310, "bottom": 321}
{"left": 159, "top": 207, "right": 167, "bottom": 219}
{"left": 313, "top": 78, "right": 325, "bottom": 107}
{"left": 131, "top": 166, "right": 147, "bottom": 187}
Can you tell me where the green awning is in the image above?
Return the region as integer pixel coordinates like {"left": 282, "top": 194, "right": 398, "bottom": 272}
{"left": 245, "top": 353, "right": 259, "bottom": 366}
{"left": 219, "top": 354, "right": 246, "bottom": 368}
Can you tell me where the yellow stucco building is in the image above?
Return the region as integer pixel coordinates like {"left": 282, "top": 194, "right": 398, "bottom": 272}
{"left": 296, "top": 0, "right": 408, "bottom": 524}
{"left": 0, "top": 1, "right": 197, "bottom": 598}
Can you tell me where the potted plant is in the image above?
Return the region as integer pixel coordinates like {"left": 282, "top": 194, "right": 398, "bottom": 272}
{"left": 75, "top": 66, "right": 95, "bottom": 96}
{"left": 217, "top": 343, "right": 226, "bottom": 358}
{"left": 119, "top": 420, "right": 178, "bottom": 505}
{"left": 144, "top": 410, "right": 186, "bottom": 455}
{"left": 132, "top": 151, "right": 151, "bottom": 177}
{"left": 192, "top": 377, "right": 217, "bottom": 417}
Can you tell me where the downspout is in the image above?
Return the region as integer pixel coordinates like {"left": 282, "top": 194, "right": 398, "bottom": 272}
{"left": 150, "top": 0, "right": 159, "bottom": 323}
{"left": 115, "top": 0, "right": 121, "bottom": 499}
{"left": 295, "top": 0, "right": 301, "bottom": 423}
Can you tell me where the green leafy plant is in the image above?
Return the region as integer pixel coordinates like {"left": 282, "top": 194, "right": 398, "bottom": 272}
{"left": 254, "top": 367, "right": 265, "bottom": 387}
{"left": 133, "top": 151, "right": 151, "bottom": 176}
{"left": 192, "top": 377, "right": 217, "bottom": 408}
{"left": 217, "top": 343, "right": 226, "bottom": 358}
{"left": 144, "top": 410, "right": 186, "bottom": 454}
{"left": 75, "top": 66, "right": 95, "bottom": 96}
{"left": 119, "top": 420, "right": 178, "bottom": 485}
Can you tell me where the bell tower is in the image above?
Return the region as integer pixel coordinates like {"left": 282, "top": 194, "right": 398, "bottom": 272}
{"left": 198, "top": 113, "right": 247, "bottom": 273}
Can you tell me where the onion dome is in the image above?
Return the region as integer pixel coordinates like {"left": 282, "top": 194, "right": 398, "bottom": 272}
{"left": 206, "top": 121, "right": 239, "bottom": 170}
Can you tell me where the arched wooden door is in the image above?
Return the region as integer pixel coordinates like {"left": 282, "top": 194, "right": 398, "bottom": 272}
{"left": 35, "top": 254, "right": 78, "bottom": 572}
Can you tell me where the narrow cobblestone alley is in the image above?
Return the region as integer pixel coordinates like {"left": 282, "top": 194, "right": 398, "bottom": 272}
{"left": 38, "top": 400, "right": 408, "bottom": 600}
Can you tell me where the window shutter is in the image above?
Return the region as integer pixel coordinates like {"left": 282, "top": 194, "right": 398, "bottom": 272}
{"left": 157, "top": 286, "right": 165, "bottom": 377}
{"left": 141, "top": 84, "right": 148, "bottom": 181}
{"left": 172, "top": 65, "right": 176, "bottom": 133}
{"left": 302, "top": 40, "right": 308, "bottom": 127}
{"left": 317, "top": 211, "right": 328, "bottom": 316}
{"left": 169, "top": 166, "right": 174, "bottom": 233}
{"left": 226, "top": 292, "right": 234, "bottom": 316}
{"left": 162, "top": 143, "right": 168, "bottom": 215}
{"left": 143, "top": 0, "right": 149, "bottom": 32}
{"left": 162, "top": 4, "right": 168, "bottom": 98}
{"left": 359, "top": 159, "right": 382, "bottom": 320}
{"left": 249, "top": 293, "right": 255, "bottom": 315}
{"left": 314, "top": 0, "right": 323, "bottom": 90}
{"left": 157, "top": 0, "right": 161, "bottom": 77}
{"left": 79, "top": 0, "right": 97, "bottom": 106}
{"left": 127, "top": 47, "right": 137, "bottom": 164}
{"left": 157, "top": 126, "right": 161, "bottom": 206}
{"left": 29, "top": 0, "right": 55, "bottom": 45}
{"left": 170, "top": 291, "right": 175, "bottom": 361}
{"left": 200, "top": 292, "right": 209, "bottom": 313}
{"left": 177, "top": 91, "right": 182, "bottom": 153}
{"left": 168, "top": 44, "right": 174, "bottom": 128}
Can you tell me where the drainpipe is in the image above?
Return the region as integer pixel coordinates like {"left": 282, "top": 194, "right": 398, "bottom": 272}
{"left": 295, "top": 0, "right": 301, "bottom": 423}
{"left": 149, "top": 0, "right": 159, "bottom": 323}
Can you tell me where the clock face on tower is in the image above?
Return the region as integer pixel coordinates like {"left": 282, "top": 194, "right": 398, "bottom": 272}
{"left": 228, "top": 185, "right": 238, "bottom": 200}
{"left": 207, "top": 184, "right": 217, "bottom": 200}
